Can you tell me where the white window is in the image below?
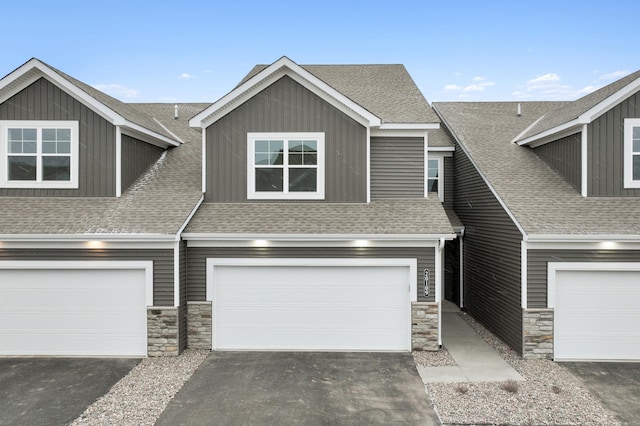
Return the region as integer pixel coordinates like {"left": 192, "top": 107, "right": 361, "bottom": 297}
{"left": 0, "top": 121, "right": 79, "bottom": 189}
{"left": 247, "top": 132, "right": 325, "bottom": 200}
{"left": 624, "top": 118, "right": 640, "bottom": 188}
{"left": 426, "top": 156, "right": 444, "bottom": 201}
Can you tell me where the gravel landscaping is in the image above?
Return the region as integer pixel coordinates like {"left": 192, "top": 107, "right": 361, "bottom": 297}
{"left": 71, "top": 349, "right": 209, "bottom": 426}
{"left": 416, "top": 312, "right": 621, "bottom": 425}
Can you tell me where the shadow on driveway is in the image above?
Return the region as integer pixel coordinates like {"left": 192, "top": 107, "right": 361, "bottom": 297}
{"left": 562, "top": 362, "right": 640, "bottom": 425}
{"left": 0, "top": 358, "right": 140, "bottom": 426}
{"left": 157, "top": 352, "right": 439, "bottom": 425}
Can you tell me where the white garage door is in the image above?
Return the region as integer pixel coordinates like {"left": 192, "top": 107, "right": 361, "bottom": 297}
{"left": 209, "top": 259, "right": 416, "bottom": 351}
{"left": 0, "top": 261, "right": 152, "bottom": 356}
{"left": 552, "top": 263, "right": 640, "bottom": 361}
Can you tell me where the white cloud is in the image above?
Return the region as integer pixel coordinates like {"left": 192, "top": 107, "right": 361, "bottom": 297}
{"left": 92, "top": 83, "right": 139, "bottom": 99}
{"left": 444, "top": 84, "right": 462, "bottom": 91}
{"left": 472, "top": 76, "right": 485, "bottom": 82}
{"left": 598, "top": 70, "right": 629, "bottom": 81}
{"left": 443, "top": 76, "right": 495, "bottom": 95}
{"left": 527, "top": 73, "right": 561, "bottom": 84}
{"left": 178, "top": 73, "right": 196, "bottom": 79}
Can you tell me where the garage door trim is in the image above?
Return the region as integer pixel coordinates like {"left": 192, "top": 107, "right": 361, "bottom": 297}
{"left": 206, "top": 258, "right": 417, "bottom": 351}
{"left": 547, "top": 262, "right": 640, "bottom": 308}
{"left": 0, "top": 260, "right": 154, "bottom": 306}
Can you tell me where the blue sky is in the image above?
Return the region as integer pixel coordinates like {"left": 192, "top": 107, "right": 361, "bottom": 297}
{"left": 2, "top": 0, "right": 638, "bottom": 103}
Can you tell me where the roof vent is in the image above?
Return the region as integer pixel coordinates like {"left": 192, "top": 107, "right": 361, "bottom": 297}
{"left": 174, "top": 104, "right": 179, "bottom": 120}
{"left": 517, "top": 103, "right": 522, "bottom": 117}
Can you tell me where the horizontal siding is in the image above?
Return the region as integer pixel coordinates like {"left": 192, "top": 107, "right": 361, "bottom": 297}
{"left": 533, "top": 133, "right": 581, "bottom": 191}
{"left": 527, "top": 249, "right": 640, "bottom": 308}
{"left": 205, "top": 75, "right": 367, "bottom": 202}
{"left": 370, "top": 137, "right": 423, "bottom": 198}
{"left": 179, "top": 241, "right": 187, "bottom": 350}
{"left": 0, "top": 78, "right": 116, "bottom": 197}
{"left": 0, "top": 248, "right": 174, "bottom": 305}
{"left": 588, "top": 91, "right": 640, "bottom": 196}
{"left": 453, "top": 143, "right": 524, "bottom": 353}
{"left": 186, "top": 246, "right": 435, "bottom": 303}
{"left": 121, "top": 134, "right": 164, "bottom": 192}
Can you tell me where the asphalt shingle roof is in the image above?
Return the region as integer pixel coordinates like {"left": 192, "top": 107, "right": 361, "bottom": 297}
{"left": 184, "top": 198, "right": 454, "bottom": 236}
{"left": 516, "top": 70, "right": 640, "bottom": 141}
{"left": 0, "top": 103, "right": 205, "bottom": 236}
{"left": 435, "top": 101, "right": 640, "bottom": 237}
{"left": 240, "top": 63, "right": 440, "bottom": 124}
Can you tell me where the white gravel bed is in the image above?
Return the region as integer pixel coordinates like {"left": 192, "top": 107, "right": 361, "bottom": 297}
{"left": 71, "top": 349, "right": 209, "bottom": 426}
{"left": 424, "top": 312, "right": 620, "bottom": 425}
{"left": 413, "top": 346, "right": 457, "bottom": 367}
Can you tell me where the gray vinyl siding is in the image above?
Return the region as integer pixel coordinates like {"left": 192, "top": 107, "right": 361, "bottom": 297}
{"left": 121, "top": 134, "right": 164, "bottom": 192}
{"left": 371, "top": 137, "right": 423, "bottom": 198}
{"left": 588, "top": 91, "right": 640, "bottom": 196}
{"left": 527, "top": 249, "right": 640, "bottom": 308}
{"left": 178, "top": 241, "right": 187, "bottom": 351}
{"left": 453, "top": 143, "right": 524, "bottom": 353}
{"left": 533, "top": 133, "right": 581, "bottom": 191}
{"left": 205, "top": 75, "right": 367, "bottom": 202}
{"left": 185, "top": 246, "right": 435, "bottom": 303}
{"left": 0, "top": 78, "right": 116, "bottom": 197}
{"left": 443, "top": 156, "right": 454, "bottom": 210}
{"left": 0, "top": 248, "right": 174, "bottom": 305}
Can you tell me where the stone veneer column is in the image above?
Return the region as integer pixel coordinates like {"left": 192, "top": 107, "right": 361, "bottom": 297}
{"left": 147, "top": 307, "right": 180, "bottom": 357}
{"left": 523, "top": 309, "right": 554, "bottom": 359}
{"left": 187, "top": 301, "right": 212, "bottom": 350}
{"left": 411, "top": 302, "right": 439, "bottom": 351}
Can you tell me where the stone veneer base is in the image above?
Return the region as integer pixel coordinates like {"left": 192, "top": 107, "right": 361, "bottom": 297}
{"left": 412, "top": 302, "right": 439, "bottom": 351}
{"left": 187, "top": 301, "right": 212, "bottom": 350}
{"left": 147, "top": 307, "right": 180, "bottom": 357}
{"left": 523, "top": 308, "right": 554, "bottom": 359}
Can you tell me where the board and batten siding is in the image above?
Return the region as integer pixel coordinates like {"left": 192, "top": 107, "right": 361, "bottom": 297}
{"left": 205, "top": 75, "right": 367, "bottom": 203}
{"left": 533, "top": 133, "right": 581, "bottom": 191}
{"left": 588, "top": 91, "right": 640, "bottom": 196}
{"left": 453, "top": 143, "right": 524, "bottom": 353}
{"left": 527, "top": 249, "right": 640, "bottom": 308}
{"left": 121, "top": 134, "right": 164, "bottom": 192}
{"left": 370, "top": 137, "right": 423, "bottom": 199}
{"left": 0, "top": 248, "right": 174, "bottom": 306}
{"left": 0, "top": 78, "right": 116, "bottom": 197}
{"left": 185, "top": 246, "right": 436, "bottom": 303}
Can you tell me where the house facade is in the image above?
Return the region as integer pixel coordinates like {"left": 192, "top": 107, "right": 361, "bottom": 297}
{"left": 0, "top": 56, "right": 638, "bottom": 361}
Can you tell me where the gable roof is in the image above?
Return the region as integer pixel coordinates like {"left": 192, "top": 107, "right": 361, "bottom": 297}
{"left": 189, "top": 57, "right": 439, "bottom": 129}
{"left": 0, "top": 103, "right": 205, "bottom": 239}
{"left": 435, "top": 101, "right": 640, "bottom": 238}
{"left": 0, "top": 58, "right": 181, "bottom": 147}
{"left": 515, "top": 70, "right": 640, "bottom": 145}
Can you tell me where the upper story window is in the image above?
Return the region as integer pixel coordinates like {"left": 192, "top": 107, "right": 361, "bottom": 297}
{"left": 247, "top": 132, "right": 325, "bottom": 200}
{"left": 426, "top": 157, "right": 444, "bottom": 201}
{"left": 0, "top": 121, "right": 79, "bottom": 189}
{"left": 624, "top": 118, "right": 640, "bottom": 188}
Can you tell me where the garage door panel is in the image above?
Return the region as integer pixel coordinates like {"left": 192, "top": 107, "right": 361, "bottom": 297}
{"left": 0, "top": 266, "right": 148, "bottom": 356}
{"left": 212, "top": 263, "right": 412, "bottom": 351}
{"left": 554, "top": 267, "right": 640, "bottom": 361}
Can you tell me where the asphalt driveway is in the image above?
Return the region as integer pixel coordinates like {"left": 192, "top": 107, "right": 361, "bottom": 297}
{"left": 0, "top": 358, "right": 140, "bottom": 426}
{"left": 156, "top": 352, "right": 439, "bottom": 425}
{"left": 563, "top": 362, "right": 640, "bottom": 425}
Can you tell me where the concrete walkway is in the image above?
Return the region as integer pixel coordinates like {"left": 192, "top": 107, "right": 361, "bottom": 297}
{"left": 417, "top": 303, "right": 524, "bottom": 383}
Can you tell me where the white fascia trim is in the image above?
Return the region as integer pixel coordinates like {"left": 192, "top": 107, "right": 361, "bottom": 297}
{"left": 547, "top": 261, "right": 640, "bottom": 308}
{"left": 187, "top": 239, "right": 445, "bottom": 248}
{"left": 521, "top": 240, "right": 527, "bottom": 309}
{"left": 183, "top": 233, "right": 456, "bottom": 241}
{"left": 206, "top": 257, "right": 418, "bottom": 302}
{"left": 525, "top": 234, "right": 640, "bottom": 243}
{"left": 581, "top": 124, "right": 588, "bottom": 196}
{"left": 428, "top": 146, "right": 455, "bottom": 152}
{"left": 190, "top": 57, "right": 381, "bottom": 129}
{"left": 115, "top": 126, "right": 122, "bottom": 197}
{"left": 176, "top": 195, "right": 204, "bottom": 237}
{"left": 527, "top": 240, "right": 640, "bottom": 250}
{"left": 0, "top": 260, "right": 154, "bottom": 306}
{"left": 434, "top": 105, "right": 528, "bottom": 238}
{"left": 0, "top": 233, "right": 178, "bottom": 242}
{"left": 371, "top": 129, "right": 431, "bottom": 138}
{"left": 378, "top": 123, "right": 440, "bottom": 130}
{"left": 119, "top": 124, "right": 180, "bottom": 148}
{"left": 0, "top": 240, "right": 176, "bottom": 249}
{"left": 201, "top": 129, "right": 206, "bottom": 193}
{"left": 515, "top": 121, "right": 583, "bottom": 147}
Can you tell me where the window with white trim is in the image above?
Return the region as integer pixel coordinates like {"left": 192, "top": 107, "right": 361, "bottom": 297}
{"left": 0, "top": 121, "right": 79, "bottom": 189}
{"left": 426, "top": 157, "right": 444, "bottom": 201}
{"left": 247, "top": 132, "right": 325, "bottom": 199}
{"left": 624, "top": 118, "right": 640, "bottom": 188}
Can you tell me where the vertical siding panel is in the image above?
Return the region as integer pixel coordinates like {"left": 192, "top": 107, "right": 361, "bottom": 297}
{"left": 533, "top": 133, "right": 581, "bottom": 190}
{"left": 205, "top": 76, "right": 366, "bottom": 202}
{"left": 121, "top": 134, "right": 164, "bottom": 192}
